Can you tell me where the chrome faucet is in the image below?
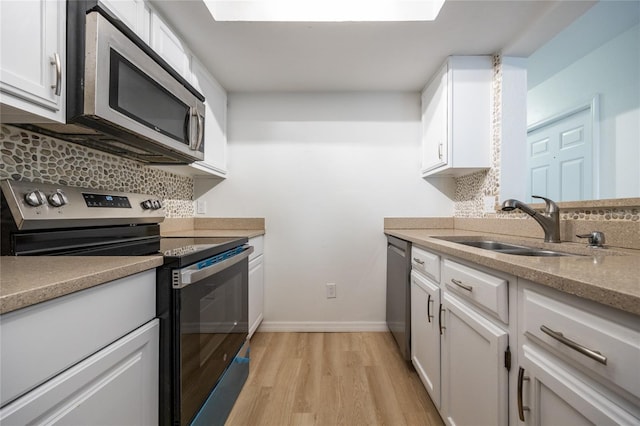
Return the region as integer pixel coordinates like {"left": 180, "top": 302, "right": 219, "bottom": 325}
{"left": 501, "top": 195, "right": 561, "bottom": 243}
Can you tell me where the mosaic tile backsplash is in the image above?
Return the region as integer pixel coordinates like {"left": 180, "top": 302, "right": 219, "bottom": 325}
{"left": 0, "top": 125, "right": 194, "bottom": 218}
{"left": 453, "top": 54, "right": 638, "bottom": 222}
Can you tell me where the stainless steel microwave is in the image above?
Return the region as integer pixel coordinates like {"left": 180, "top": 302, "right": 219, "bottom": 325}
{"left": 21, "top": 3, "right": 205, "bottom": 164}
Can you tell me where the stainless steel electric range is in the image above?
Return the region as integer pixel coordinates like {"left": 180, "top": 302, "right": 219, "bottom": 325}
{"left": 1, "top": 179, "right": 251, "bottom": 426}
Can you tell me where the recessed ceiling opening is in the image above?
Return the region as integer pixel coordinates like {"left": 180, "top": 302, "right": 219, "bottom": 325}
{"left": 204, "top": 0, "right": 446, "bottom": 22}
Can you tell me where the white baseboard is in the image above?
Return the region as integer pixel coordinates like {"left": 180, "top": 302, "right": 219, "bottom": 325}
{"left": 257, "top": 321, "right": 389, "bottom": 333}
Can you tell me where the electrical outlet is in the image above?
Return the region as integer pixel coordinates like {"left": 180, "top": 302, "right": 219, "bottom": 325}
{"left": 326, "top": 283, "right": 336, "bottom": 299}
{"left": 196, "top": 200, "right": 207, "bottom": 214}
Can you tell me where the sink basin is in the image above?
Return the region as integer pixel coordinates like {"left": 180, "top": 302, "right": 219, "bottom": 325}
{"left": 433, "top": 237, "right": 578, "bottom": 257}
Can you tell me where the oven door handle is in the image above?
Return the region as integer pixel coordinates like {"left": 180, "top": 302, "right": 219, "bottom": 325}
{"left": 173, "top": 246, "right": 254, "bottom": 289}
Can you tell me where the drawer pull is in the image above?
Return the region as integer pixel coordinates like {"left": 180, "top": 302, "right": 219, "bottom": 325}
{"left": 413, "top": 257, "right": 425, "bottom": 265}
{"left": 427, "top": 294, "right": 433, "bottom": 323}
{"left": 517, "top": 367, "right": 530, "bottom": 421}
{"left": 451, "top": 278, "right": 473, "bottom": 292}
{"left": 540, "top": 325, "right": 608, "bottom": 365}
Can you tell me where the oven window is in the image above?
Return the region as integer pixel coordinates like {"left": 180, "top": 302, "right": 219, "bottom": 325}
{"left": 109, "top": 49, "right": 190, "bottom": 143}
{"left": 179, "top": 260, "right": 248, "bottom": 425}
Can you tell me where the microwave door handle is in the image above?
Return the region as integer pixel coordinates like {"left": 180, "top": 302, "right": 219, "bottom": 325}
{"left": 188, "top": 106, "right": 198, "bottom": 150}
{"left": 195, "top": 107, "right": 204, "bottom": 151}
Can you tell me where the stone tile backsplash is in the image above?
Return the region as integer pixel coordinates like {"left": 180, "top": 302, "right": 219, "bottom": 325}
{"left": 0, "top": 125, "right": 194, "bottom": 217}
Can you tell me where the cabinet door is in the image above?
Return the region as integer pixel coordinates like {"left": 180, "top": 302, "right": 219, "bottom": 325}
{"left": 191, "top": 56, "right": 228, "bottom": 176}
{"left": 248, "top": 254, "right": 264, "bottom": 338}
{"left": 518, "top": 344, "right": 639, "bottom": 425}
{"left": 101, "top": 0, "right": 150, "bottom": 42}
{"left": 411, "top": 271, "right": 441, "bottom": 408}
{"left": 0, "top": 0, "right": 65, "bottom": 122}
{"left": 0, "top": 320, "right": 159, "bottom": 425}
{"left": 150, "top": 12, "right": 191, "bottom": 79}
{"left": 421, "top": 62, "right": 448, "bottom": 174}
{"left": 441, "top": 291, "right": 509, "bottom": 426}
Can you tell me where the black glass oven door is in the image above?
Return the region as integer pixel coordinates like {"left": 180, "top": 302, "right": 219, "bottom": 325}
{"left": 178, "top": 258, "right": 248, "bottom": 425}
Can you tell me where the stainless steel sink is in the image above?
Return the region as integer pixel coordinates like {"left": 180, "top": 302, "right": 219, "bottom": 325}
{"left": 433, "top": 237, "right": 578, "bottom": 257}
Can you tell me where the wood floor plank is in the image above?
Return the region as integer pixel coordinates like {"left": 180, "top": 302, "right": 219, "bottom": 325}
{"left": 225, "top": 332, "right": 444, "bottom": 426}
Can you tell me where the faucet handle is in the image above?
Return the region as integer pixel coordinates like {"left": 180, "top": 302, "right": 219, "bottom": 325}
{"left": 531, "top": 195, "right": 560, "bottom": 213}
{"left": 576, "top": 231, "right": 605, "bottom": 247}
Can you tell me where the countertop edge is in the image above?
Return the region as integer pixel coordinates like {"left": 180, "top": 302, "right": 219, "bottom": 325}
{"left": 1, "top": 256, "right": 163, "bottom": 315}
{"left": 385, "top": 229, "right": 640, "bottom": 316}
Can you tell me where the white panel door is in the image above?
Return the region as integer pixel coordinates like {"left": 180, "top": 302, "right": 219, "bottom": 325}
{"left": 441, "top": 291, "right": 509, "bottom": 426}
{"left": 0, "top": 0, "right": 65, "bottom": 121}
{"left": 527, "top": 106, "right": 594, "bottom": 202}
{"left": 248, "top": 254, "right": 264, "bottom": 338}
{"left": 0, "top": 320, "right": 159, "bottom": 426}
{"left": 411, "top": 271, "right": 442, "bottom": 408}
{"left": 519, "top": 344, "right": 639, "bottom": 425}
{"left": 421, "top": 63, "right": 448, "bottom": 173}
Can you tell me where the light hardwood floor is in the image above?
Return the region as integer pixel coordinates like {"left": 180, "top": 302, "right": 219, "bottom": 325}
{"left": 226, "top": 332, "right": 444, "bottom": 426}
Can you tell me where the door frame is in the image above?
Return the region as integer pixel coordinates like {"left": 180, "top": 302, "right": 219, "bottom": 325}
{"left": 527, "top": 95, "right": 601, "bottom": 200}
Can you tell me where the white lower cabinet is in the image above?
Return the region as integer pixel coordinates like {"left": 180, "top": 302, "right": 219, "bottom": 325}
{"left": 401, "top": 240, "right": 640, "bottom": 425}
{"left": 441, "top": 290, "right": 509, "bottom": 426}
{"left": 0, "top": 270, "right": 159, "bottom": 425}
{"left": 517, "top": 281, "right": 640, "bottom": 425}
{"left": 411, "top": 269, "right": 441, "bottom": 408}
{"left": 0, "top": 320, "right": 159, "bottom": 425}
{"left": 248, "top": 235, "right": 265, "bottom": 338}
{"left": 519, "top": 344, "right": 638, "bottom": 426}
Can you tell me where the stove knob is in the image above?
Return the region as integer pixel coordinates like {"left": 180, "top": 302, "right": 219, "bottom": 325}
{"left": 24, "top": 190, "right": 46, "bottom": 207}
{"left": 152, "top": 200, "right": 162, "bottom": 210}
{"left": 48, "top": 191, "right": 68, "bottom": 207}
{"left": 141, "top": 200, "right": 153, "bottom": 210}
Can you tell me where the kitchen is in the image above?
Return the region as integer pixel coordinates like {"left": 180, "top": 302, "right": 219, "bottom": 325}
{"left": 1, "top": 0, "right": 639, "bottom": 425}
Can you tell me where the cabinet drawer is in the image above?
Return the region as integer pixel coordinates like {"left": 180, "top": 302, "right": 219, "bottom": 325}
{"left": 522, "top": 288, "right": 640, "bottom": 399}
{"left": 411, "top": 246, "right": 440, "bottom": 282}
{"left": 442, "top": 259, "right": 508, "bottom": 323}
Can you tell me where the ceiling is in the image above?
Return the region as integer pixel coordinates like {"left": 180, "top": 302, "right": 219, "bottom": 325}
{"left": 152, "top": 0, "right": 596, "bottom": 92}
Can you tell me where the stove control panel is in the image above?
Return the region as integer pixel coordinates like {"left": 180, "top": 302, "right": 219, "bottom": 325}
{"left": 1, "top": 180, "right": 165, "bottom": 230}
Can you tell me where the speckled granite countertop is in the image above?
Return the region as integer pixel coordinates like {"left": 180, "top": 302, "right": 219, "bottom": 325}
{"left": 0, "top": 256, "right": 163, "bottom": 315}
{"left": 385, "top": 228, "right": 640, "bottom": 316}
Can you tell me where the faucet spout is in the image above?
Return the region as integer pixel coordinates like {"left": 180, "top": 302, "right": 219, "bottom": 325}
{"left": 501, "top": 195, "right": 561, "bottom": 243}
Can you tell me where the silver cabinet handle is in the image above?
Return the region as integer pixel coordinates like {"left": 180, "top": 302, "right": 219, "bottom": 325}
{"left": 517, "top": 367, "right": 530, "bottom": 421}
{"left": 540, "top": 325, "right": 607, "bottom": 365}
{"left": 413, "top": 257, "right": 425, "bottom": 265}
{"left": 451, "top": 278, "right": 473, "bottom": 292}
{"left": 51, "top": 52, "right": 62, "bottom": 96}
{"left": 427, "top": 294, "right": 433, "bottom": 323}
{"left": 438, "top": 143, "right": 443, "bottom": 160}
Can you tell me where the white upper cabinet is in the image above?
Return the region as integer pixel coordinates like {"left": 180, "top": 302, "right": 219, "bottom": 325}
{"left": 0, "top": 0, "right": 65, "bottom": 123}
{"left": 421, "top": 56, "right": 493, "bottom": 177}
{"left": 190, "top": 56, "right": 228, "bottom": 177}
{"left": 150, "top": 12, "right": 191, "bottom": 80}
{"left": 101, "top": 0, "right": 151, "bottom": 42}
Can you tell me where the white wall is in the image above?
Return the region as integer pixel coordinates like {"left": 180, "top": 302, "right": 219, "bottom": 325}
{"left": 195, "top": 92, "right": 454, "bottom": 331}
